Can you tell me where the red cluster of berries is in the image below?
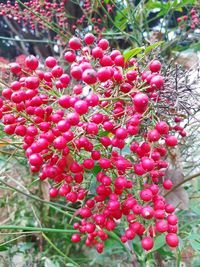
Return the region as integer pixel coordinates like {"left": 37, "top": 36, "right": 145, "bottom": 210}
{"left": 0, "top": 0, "right": 113, "bottom": 38}
{"left": 74, "top": 0, "right": 114, "bottom": 34}
{"left": 0, "top": 34, "right": 183, "bottom": 253}
{"left": 0, "top": 0, "right": 68, "bottom": 33}
{"left": 177, "top": 8, "right": 199, "bottom": 30}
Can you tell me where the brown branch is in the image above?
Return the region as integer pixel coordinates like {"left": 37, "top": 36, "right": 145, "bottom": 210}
{"left": 164, "top": 171, "right": 200, "bottom": 197}
{"left": 3, "top": 17, "right": 28, "bottom": 55}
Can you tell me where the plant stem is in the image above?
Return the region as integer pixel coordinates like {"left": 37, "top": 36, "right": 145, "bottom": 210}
{"left": 0, "top": 178, "right": 75, "bottom": 212}
{"left": 0, "top": 225, "right": 78, "bottom": 233}
{"left": 164, "top": 171, "right": 200, "bottom": 197}
{"left": 42, "top": 233, "right": 80, "bottom": 267}
{"left": 0, "top": 36, "right": 58, "bottom": 44}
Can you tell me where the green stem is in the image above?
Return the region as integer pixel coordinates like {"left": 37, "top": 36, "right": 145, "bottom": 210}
{"left": 105, "top": 230, "right": 132, "bottom": 258}
{"left": 42, "top": 233, "right": 80, "bottom": 267}
{"left": 0, "top": 225, "right": 78, "bottom": 234}
{"left": 0, "top": 178, "right": 75, "bottom": 212}
{"left": 0, "top": 36, "right": 58, "bottom": 44}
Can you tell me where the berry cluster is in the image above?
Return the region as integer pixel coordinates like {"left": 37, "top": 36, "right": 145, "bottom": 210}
{"left": 0, "top": 34, "right": 183, "bottom": 253}
{"left": 177, "top": 8, "right": 199, "bottom": 30}
{"left": 0, "top": 1, "right": 114, "bottom": 39}
{"left": 0, "top": 0, "right": 67, "bottom": 32}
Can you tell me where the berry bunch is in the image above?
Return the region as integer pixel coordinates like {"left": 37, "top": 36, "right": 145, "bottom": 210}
{"left": 0, "top": 34, "right": 184, "bottom": 253}
{"left": 0, "top": 0, "right": 67, "bottom": 32}
{"left": 177, "top": 8, "right": 199, "bottom": 30}
{"left": 0, "top": 1, "right": 114, "bottom": 38}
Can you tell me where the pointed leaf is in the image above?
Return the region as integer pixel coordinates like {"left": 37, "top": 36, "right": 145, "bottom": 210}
{"left": 123, "top": 47, "right": 144, "bottom": 62}
{"left": 149, "top": 234, "right": 166, "bottom": 253}
{"left": 144, "top": 41, "right": 164, "bottom": 54}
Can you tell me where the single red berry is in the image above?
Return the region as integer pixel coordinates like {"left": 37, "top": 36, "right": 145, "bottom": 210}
{"left": 71, "top": 234, "right": 81, "bottom": 243}
{"left": 74, "top": 100, "right": 88, "bottom": 115}
{"left": 141, "top": 236, "right": 154, "bottom": 251}
{"left": 167, "top": 214, "right": 178, "bottom": 225}
{"left": 156, "top": 121, "right": 169, "bottom": 134}
{"left": 166, "top": 233, "right": 179, "bottom": 247}
{"left": 149, "top": 60, "right": 161, "bottom": 73}
{"left": 98, "top": 39, "right": 109, "bottom": 50}
{"left": 64, "top": 51, "right": 76, "bottom": 62}
{"left": 82, "top": 69, "right": 97, "bottom": 84}
{"left": 165, "top": 136, "right": 178, "bottom": 147}
{"left": 25, "top": 55, "right": 39, "bottom": 70}
{"left": 29, "top": 153, "right": 43, "bottom": 166}
{"left": 133, "top": 93, "right": 149, "bottom": 113}
{"left": 147, "top": 129, "right": 160, "bottom": 142}
{"left": 69, "top": 37, "right": 81, "bottom": 50}
{"left": 150, "top": 75, "right": 164, "bottom": 89}
{"left": 140, "top": 189, "right": 153, "bottom": 201}
{"left": 163, "top": 179, "right": 173, "bottom": 190}
{"left": 49, "top": 188, "right": 58, "bottom": 198}
{"left": 45, "top": 56, "right": 57, "bottom": 68}
{"left": 84, "top": 33, "right": 95, "bottom": 44}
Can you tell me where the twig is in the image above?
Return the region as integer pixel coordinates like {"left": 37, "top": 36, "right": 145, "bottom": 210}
{"left": 164, "top": 171, "right": 200, "bottom": 197}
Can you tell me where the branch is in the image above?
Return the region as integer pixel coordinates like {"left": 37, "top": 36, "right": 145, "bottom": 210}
{"left": 164, "top": 171, "right": 200, "bottom": 197}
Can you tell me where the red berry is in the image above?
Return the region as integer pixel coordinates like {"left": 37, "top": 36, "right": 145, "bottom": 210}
{"left": 167, "top": 214, "right": 178, "bottom": 225}
{"left": 140, "top": 189, "right": 153, "bottom": 201}
{"left": 141, "top": 236, "right": 154, "bottom": 250}
{"left": 163, "top": 179, "right": 173, "bottom": 190}
{"left": 82, "top": 69, "right": 97, "bottom": 84}
{"left": 165, "top": 135, "right": 178, "bottom": 147}
{"left": 133, "top": 93, "right": 149, "bottom": 113}
{"left": 149, "top": 60, "right": 161, "bottom": 72}
{"left": 150, "top": 75, "right": 164, "bottom": 89}
{"left": 49, "top": 188, "right": 58, "bottom": 198}
{"left": 71, "top": 234, "right": 81, "bottom": 243}
{"left": 74, "top": 100, "right": 88, "bottom": 115}
{"left": 98, "top": 39, "right": 109, "bottom": 50}
{"left": 45, "top": 57, "right": 57, "bottom": 68}
{"left": 29, "top": 153, "right": 43, "bottom": 166}
{"left": 83, "top": 158, "right": 94, "bottom": 169}
{"left": 147, "top": 129, "right": 160, "bottom": 142}
{"left": 156, "top": 121, "right": 169, "bottom": 134}
{"left": 64, "top": 51, "right": 76, "bottom": 62}
{"left": 84, "top": 33, "right": 95, "bottom": 44}
{"left": 166, "top": 233, "right": 179, "bottom": 247}
{"left": 25, "top": 55, "right": 39, "bottom": 70}
{"left": 69, "top": 37, "right": 81, "bottom": 50}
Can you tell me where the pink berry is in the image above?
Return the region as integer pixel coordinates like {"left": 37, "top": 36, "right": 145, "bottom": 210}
{"left": 149, "top": 60, "right": 161, "bottom": 73}
{"left": 165, "top": 135, "right": 178, "bottom": 147}
{"left": 69, "top": 37, "right": 81, "bottom": 50}
{"left": 163, "top": 179, "right": 173, "bottom": 190}
{"left": 71, "top": 234, "right": 81, "bottom": 243}
{"left": 166, "top": 233, "right": 179, "bottom": 247}
{"left": 141, "top": 236, "right": 154, "bottom": 250}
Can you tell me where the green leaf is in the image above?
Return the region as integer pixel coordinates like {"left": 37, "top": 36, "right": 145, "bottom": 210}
{"left": 144, "top": 41, "right": 164, "bottom": 54}
{"left": 191, "top": 206, "right": 200, "bottom": 216}
{"left": 150, "top": 234, "right": 166, "bottom": 253}
{"left": 123, "top": 47, "right": 144, "bottom": 62}
{"left": 132, "top": 236, "right": 143, "bottom": 256}
{"left": 44, "top": 258, "right": 59, "bottom": 267}
{"left": 190, "top": 240, "right": 200, "bottom": 251}
{"left": 0, "top": 245, "right": 8, "bottom": 251}
{"left": 18, "top": 242, "right": 33, "bottom": 252}
{"left": 178, "top": 237, "right": 183, "bottom": 250}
